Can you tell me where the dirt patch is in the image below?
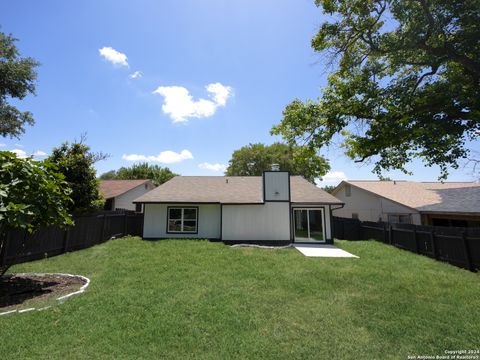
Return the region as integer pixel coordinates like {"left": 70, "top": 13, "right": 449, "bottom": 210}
{"left": 0, "top": 273, "right": 88, "bottom": 313}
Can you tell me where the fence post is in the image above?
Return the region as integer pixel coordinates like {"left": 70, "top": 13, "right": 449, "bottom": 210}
{"left": 0, "top": 232, "right": 11, "bottom": 267}
{"left": 388, "top": 224, "right": 393, "bottom": 245}
{"left": 101, "top": 214, "right": 107, "bottom": 242}
{"left": 123, "top": 213, "right": 128, "bottom": 236}
{"left": 413, "top": 228, "right": 419, "bottom": 253}
{"left": 430, "top": 230, "right": 438, "bottom": 259}
{"left": 461, "top": 231, "right": 473, "bottom": 271}
{"left": 383, "top": 223, "right": 388, "bottom": 243}
{"left": 63, "top": 228, "right": 70, "bottom": 252}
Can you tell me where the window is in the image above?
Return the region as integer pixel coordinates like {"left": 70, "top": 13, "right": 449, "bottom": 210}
{"left": 345, "top": 184, "right": 351, "bottom": 197}
{"left": 388, "top": 214, "right": 411, "bottom": 224}
{"left": 167, "top": 207, "right": 198, "bottom": 233}
{"left": 135, "top": 203, "right": 142, "bottom": 213}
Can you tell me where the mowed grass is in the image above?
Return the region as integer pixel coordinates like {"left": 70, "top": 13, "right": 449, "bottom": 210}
{"left": 1, "top": 238, "right": 479, "bottom": 359}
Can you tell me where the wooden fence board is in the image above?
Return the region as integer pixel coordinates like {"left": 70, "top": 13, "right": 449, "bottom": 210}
{"left": 333, "top": 217, "right": 479, "bottom": 272}
{"left": 1, "top": 211, "right": 144, "bottom": 267}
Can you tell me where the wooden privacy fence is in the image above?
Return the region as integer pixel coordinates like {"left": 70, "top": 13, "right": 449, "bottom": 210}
{"left": 333, "top": 216, "right": 480, "bottom": 272}
{"left": 0, "top": 211, "right": 144, "bottom": 268}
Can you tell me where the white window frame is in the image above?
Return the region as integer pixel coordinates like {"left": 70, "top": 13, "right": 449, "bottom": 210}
{"left": 167, "top": 207, "right": 198, "bottom": 234}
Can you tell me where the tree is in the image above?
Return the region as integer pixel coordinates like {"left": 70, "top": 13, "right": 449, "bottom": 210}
{"left": 99, "top": 163, "right": 178, "bottom": 187}
{"left": 48, "top": 139, "right": 107, "bottom": 214}
{"left": 0, "top": 151, "right": 73, "bottom": 274}
{"left": 225, "top": 142, "right": 330, "bottom": 183}
{"left": 322, "top": 185, "right": 336, "bottom": 194}
{"left": 0, "top": 31, "right": 39, "bottom": 138}
{"left": 272, "top": 0, "right": 480, "bottom": 179}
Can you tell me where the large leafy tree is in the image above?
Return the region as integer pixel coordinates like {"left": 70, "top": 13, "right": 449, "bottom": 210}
{"left": 99, "top": 163, "right": 178, "bottom": 187}
{"left": 272, "top": 0, "right": 480, "bottom": 179}
{"left": 0, "top": 152, "right": 73, "bottom": 232}
{"left": 0, "top": 31, "right": 39, "bottom": 138}
{"left": 48, "top": 139, "right": 106, "bottom": 214}
{"left": 225, "top": 142, "right": 330, "bottom": 183}
{"left": 0, "top": 152, "right": 73, "bottom": 274}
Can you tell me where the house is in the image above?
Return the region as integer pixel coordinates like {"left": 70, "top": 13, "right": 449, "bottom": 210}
{"left": 99, "top": 179, "right": 155, "bottom": 212}
{"left": 332, "top": 180, "right": 480, "bottom": 227}
{"left": 133, "top": 171, "right": 343, "bottom": 244}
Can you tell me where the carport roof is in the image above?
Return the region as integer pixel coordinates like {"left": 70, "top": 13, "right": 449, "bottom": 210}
{"left": 134, "top": 176, "right": 342, "bottom": 204}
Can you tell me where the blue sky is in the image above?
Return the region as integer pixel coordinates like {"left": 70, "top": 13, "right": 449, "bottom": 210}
{"left": 2, "top": 0, "right": 478, "bottom": 185}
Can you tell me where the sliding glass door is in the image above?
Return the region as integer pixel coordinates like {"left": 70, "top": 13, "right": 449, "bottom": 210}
{"left": 293, "top": 208, "right": 325, "bottom": 242}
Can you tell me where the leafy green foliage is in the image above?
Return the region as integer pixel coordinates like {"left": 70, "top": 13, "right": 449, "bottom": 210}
{"left": 272, "top": 0, "right": 480, "bottom": 179}
{"left": 48, "top": 141, "right": 104, "bottom": 214}
{"left": 225, "top": 142, "right": 330, "bottom": 183}
{"left": 99, "top": 163, "right": 178, "bottom": 187}
{"left": 322, "top": 185, "right": 336, "bottom": 194}
{"left": 0, "top": 31, "right": 39, "bottom": 138}
{"left": 0, "top": 151, "right": 73, "bottom": 233}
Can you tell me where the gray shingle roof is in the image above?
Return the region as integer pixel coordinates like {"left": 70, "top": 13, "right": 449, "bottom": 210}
{"left": 134, "top": 176, "right": 342, "bottom": 204}
{"left": 338, "top": 181, "right": 480, "bottom": 214}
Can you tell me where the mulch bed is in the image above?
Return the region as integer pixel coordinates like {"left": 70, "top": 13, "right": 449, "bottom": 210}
{"left": 0, "top": 274, "right": 86, "bottom": 311}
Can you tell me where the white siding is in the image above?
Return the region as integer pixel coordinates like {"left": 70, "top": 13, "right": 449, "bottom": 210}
{"left": 222, "top": 202, "right": 290, "bottom": 241}
{"left": 143, "top": 203, "right": 221, "bottom": 239}
{"left": 114, "top": 182, "right": 155, "bottom": 211}
{"left": 264, "top": 172, "right": 289, "bottom": 201}
{"left": 291, "top": 204, "right": 333, "bottom": 241}
{"left": 334, "top": 185, "right": 421, "bottom": 224}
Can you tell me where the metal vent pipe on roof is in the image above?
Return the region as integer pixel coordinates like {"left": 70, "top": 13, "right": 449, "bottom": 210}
{"left": 271, "top": 164, "right": 280, "bottom": 171}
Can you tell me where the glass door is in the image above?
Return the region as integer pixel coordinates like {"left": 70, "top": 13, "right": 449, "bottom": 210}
{"left": 293, "top": 208, "right": 325, "bottom": 242}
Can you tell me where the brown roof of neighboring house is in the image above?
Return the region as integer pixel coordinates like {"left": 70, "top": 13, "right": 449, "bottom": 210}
{"left": 334, "top": 180, "right": 480, "bottom": 214}
{"left": 134, "top": 176, "right": 342, "bottom": 204}
{"left": 99, "top": 179, "right": 151, "bottom": 199}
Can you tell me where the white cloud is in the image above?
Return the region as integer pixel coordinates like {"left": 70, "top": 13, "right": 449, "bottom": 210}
{"left": 33, "top": 150, "right": 47, "bottom": 158}
{"left": 8, "top": 149, "right": 47, "bottom": 159}
{"left": 99, "top": 46, "right": 129, "bottom": 67}
{"left": 206, "top": 82, "right": 231, "bottom": 106}
{"left": 153, "top": 82, "right": 233, "bottom": 123}
{"left": 122, "top": 149, "right": 193, "bottom": 164}
{"left": 129, "top": 71, "right": 142, "bottom": 79}
{"left": 14, "top": 143, "right": 24, "bottom": 147}
{"left": 198, "top": 162, "right": 227, "bottom": 172}
{"left": 10, "top": 149, "right": 27, "bottom": 158}
{"left": 316, "top": 171, "right": 348, "bottom": 185}
{"left": 0, "top": 143, "right": 5, "bottom": 147}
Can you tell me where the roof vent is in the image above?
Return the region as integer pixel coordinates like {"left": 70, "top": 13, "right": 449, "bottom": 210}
{"left": 271, "top": 163, "right": 280, "bottom": 171}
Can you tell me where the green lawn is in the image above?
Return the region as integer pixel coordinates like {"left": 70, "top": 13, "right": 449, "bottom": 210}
{"left": 1, "top": 238, "right": 479, "bottom": 359}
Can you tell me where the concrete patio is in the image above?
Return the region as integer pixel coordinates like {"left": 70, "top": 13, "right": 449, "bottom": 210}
{"left": 294, "top": 244, "right": 358, "bottom": 258}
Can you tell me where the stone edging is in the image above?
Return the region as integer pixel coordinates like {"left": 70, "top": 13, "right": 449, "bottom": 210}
{"left": 231, "top": 244, "right": 293, "bottom": 249}
{"left": 0, "top": 273, "right": 90, "bottom": 316}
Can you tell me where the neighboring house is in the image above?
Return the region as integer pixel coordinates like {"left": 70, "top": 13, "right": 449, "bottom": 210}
{"left": 134, "top": 171, "right": 343, "bottom": 244}
{"left": 332, "top": 180, "right": 480, "bottom": 227}
{"left": 99, "top": 179, "right": 155, "bottom": 212}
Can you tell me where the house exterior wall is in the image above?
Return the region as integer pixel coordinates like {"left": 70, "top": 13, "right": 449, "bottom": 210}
{"left": 114, "top": 182, "right": 155, "bottom": 211}
{"left": 334, "top": 185, "right": 421, "bottom": 225}
{"left": 222, "top": 202, "right": 290, "bottom": 241}
{"left": 291, "top": 204, "right": 333, "bottom": 241}
{"left": 143, "top": 203, "right": 221, "bottom": 239}
{"left": 264, "top": 172, "right": 290, "bottom": 201}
